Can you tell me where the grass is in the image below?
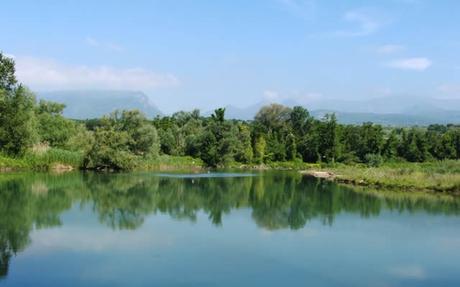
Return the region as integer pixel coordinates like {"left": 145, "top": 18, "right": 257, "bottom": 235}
{"left": 2, "top": 150, "right": 460, "bottom": 193}
{"left": 315, "top": 160, "right": 460, "bottom": 193}
{"left": 0, "top": 149, "right": 84, "bottom": 171}
{"left": 24, "top": 148, "right": 84, "bottom": 170}
{"left": 139, "top": 155, "right": 205, "bottom": 171}
{"left": 230, "top": 159, "right": 321, "bottom": 170}
{"left": 0, "top": 154, "right": 28, "bottom": 170}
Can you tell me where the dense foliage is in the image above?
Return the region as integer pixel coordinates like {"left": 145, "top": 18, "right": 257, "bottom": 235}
{"left": 1, "top": 52, "right": 460, "bottom": 169}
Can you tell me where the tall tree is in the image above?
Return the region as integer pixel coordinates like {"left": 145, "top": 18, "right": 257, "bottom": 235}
{"left": 0, "top": 53, "right": 17, "bottom": 91}
{"left": 0, "top": 86, "right": 38, "bottom": 155}
{"left": 36, "top": 100, "right": 75, "bottom": 147}
{"left": 318, "top": 114, "right": 340, "bottom": 163}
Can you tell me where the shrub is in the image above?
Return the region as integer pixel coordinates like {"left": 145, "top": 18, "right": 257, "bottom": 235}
{"left": 364, "top": 153, "right": 383, "bottom": 167}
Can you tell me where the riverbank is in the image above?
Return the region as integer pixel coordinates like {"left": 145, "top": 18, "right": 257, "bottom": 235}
{"left": 2, "top": 152, "right": 460, "bottom": 193}
{"left": 0, "top": 152, "right": 205, "bottom": 172}
{"left": 302, "top": 160, "right": 460, "bottom": 194}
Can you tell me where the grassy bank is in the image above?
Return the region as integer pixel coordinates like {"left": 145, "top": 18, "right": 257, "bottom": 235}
{"left": 0, "top": 152, "right": 205, "bottom": 172}
{"left": 139, "top": 155, "right": 205, "bottom": 171}
{"left": 2, "top": 151, "right": 460, "bottom": 193}
{"left": 308, "top": 160, "right": 460, "bottom": 193}
{"left": 0, "top": 149, "right": 84, "bottom": 171}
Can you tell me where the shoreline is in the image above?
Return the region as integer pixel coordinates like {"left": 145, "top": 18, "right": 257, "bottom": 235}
{"left": 301, "top": 167, "right": 460, "bottom": 194}
{"left": 2, "top": 154, "right": 460, "bottom": 194}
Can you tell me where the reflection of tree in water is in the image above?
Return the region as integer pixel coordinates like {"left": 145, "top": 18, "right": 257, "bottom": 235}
{"left": 1, "top": 171, "right": 460, "bottom": 279}
{"left": 0, "top": 173, "right": 80, "bottom": 279}
{"left": 249, "top": 174, "right": 382, "bottom": 230}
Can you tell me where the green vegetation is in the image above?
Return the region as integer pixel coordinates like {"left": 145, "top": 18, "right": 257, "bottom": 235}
{"left": 1, "top": 52, "right": 460, "bottom": 191}
{"left": 313, "top": 160, "right": 460, "bottom": 193}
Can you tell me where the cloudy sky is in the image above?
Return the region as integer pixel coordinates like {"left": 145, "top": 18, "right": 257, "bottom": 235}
{"left": 2, "top": 0, "right": 459, "bottom": 112}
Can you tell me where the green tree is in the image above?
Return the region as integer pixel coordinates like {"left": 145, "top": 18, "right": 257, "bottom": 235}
{"left": 318, "top": 114, "right": 340, "bottom": 163}
{"left": 286, "top": 133, "right": 297, "bottom": 161}
{"left": 289, "top": 106, "right": 310, "bottom": 136}
{"left": 36, "top": 100, "right": 75, "bottom": 147}
{"left": 0, "top": 86, "right": 38, "bottom": 156}
{"left": 235, "top": 124, "right": 253, "bottom": 163}
{"left": 254, "top": 104, "right": 291, "bottom": 132}
{"left": 382, "top": 130, "right": 400, "bottom": 160}
{"left": 0, "top": 53, "right": 17, "bottom": 91}
{"left": 84, "top": 122, "right": 136, "bottom": 170}
{"left": 253, "top": 135, "right": 266, "bottom": 164}
{"left": 112, "top": 110, "right": 159, "bottom": 158}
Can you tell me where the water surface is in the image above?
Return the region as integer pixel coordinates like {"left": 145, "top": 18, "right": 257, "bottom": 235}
{"left": 0, "top": 171, "right": 459, "bottom": 286}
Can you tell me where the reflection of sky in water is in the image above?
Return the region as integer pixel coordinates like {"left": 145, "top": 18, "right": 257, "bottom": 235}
{"left": 1, "top": 172, "right": 460, "bottom": 287}
{"left": 6, "top": 209, "right": 460, "bottom": 287}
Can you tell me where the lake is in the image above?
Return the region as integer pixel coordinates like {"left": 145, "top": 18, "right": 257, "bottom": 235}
{"left": 1, "top": 171, "right": 460, "bottom": 287}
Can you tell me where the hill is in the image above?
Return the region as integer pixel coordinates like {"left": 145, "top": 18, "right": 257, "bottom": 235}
{"left": 38, "top": 90, "right": 162, "bottom": 119}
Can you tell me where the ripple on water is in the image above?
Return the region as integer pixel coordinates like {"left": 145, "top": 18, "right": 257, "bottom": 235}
{"left": 152, "top": 172, "right": 257, "bottom": 178}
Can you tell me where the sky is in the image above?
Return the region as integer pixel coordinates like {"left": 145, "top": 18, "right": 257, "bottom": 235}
{"left": 1, "top": 0, "right": 460, "bottom": 112}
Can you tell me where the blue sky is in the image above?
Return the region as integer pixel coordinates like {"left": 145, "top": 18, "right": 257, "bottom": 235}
{"left": 2, "top": 0, "right": 459, "bottom": 112}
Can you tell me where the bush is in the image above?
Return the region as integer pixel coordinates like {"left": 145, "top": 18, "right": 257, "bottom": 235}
{"left": 364, "top": 153, "right": 383, "bottom": 167}
{"left": 24, "top": 148, "right": 84, "bottom": 170}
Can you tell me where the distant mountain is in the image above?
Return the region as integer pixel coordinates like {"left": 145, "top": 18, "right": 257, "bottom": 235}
{"left": 311, "top": 110, "right": 460, "bottom": 126}
{"left": 220, "top": 97, "right": 460, "bottom": 126}
{"left": 37, "top": 90, "right": 460, "bottom": 125}
{"left": 38, "top": 90, "right": 162, "bottom": 119}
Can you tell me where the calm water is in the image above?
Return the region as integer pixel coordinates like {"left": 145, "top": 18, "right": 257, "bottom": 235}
{"left": 1, "top": 171, "right": 460, "bottom": 287}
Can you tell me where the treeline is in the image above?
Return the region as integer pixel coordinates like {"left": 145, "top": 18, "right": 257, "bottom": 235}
{"left": 1, "top": 53, "right": 460, "bottom": 170}
{"left": 152, "top": 105, "right": 460, "bottom": 167}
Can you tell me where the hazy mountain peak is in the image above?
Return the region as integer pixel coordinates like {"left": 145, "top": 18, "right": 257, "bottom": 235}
{"left": 38, "top": 90, "right": 162, "bottom": 119}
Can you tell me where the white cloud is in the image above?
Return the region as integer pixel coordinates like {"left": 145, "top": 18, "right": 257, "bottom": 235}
{"left": 377, "top": 44, "right": 405, "bottom": 54}
{"left": 85, "top": 36, "right": 124, "bottom": 52}
{"left": 388, "top": 265, "right": 426, "bottom": 280}
{"left": 386, "top": 57, "right": 432, "bottom": 71}
{"left": 336, "top": 9, "right": 382, "bottom": 37}
{"left": 28, "top": 227, "right": 173, "bottom": 253}
{"left": 14, "top": 56, "right": 179, "bottom": 91}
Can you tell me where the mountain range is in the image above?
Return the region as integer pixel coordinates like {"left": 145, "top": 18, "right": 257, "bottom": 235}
{"left": 38, "top": 90, "right": 162, "bottom": 119}
{"left": 37, "top": 90, "right": 460, "bottom": 126}
{"left": 223, "top": 96, "right": 460, "bottom": 125}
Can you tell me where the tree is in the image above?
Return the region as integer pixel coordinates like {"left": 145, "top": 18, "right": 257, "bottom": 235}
{"left": 0, "top": 53, "right": 17, "bottom": 91}
{"left": 196, "top": 129, "right": 218, "bottom": 166}
{"left": 401, "top": 128, "right": 429, "bottom": 162}
{"left": 211, "top": 108, "right": 225, "bottom": 123}
{"left": 253, "top": 136, "right": 266, "bottom": 164}
{"left": 254, "top": 104, "right": 291, "bottom": 132}
{"left": 286, "top": 133, "right": 297, "bottom": 161}
{"left": 0, "top": 86, "right": 38, "bottom": 156}
{"left": 36, "top": 100, "right": 75, "bottom": 147}
{"left": 382, "top": 130, "right": 399, "bottom": 160}
{"left": 289, "top": 106, "right": 310, "bottom": 136}
{"left": 299, "top": 130, "right": 320, "bottom": 163}
{"left": 356, "top": 123, "right": 384, "bottom": 161}
{"left": 65, "top": 123, "right": 94, "bottom": 153}
{"left": 318, "top": 114, "right": 340, "bottom": 163}
{"left": 112, "top": 110, "right": 159, "bottom": 158}
{"left": 84, "top": 123, "right": 136, "bottom": 170}
{"left": 0, "top": 54, "right": 38, "bottom": 155}
{"left": 235, "top": 124, "right": 253, "bottom": 163}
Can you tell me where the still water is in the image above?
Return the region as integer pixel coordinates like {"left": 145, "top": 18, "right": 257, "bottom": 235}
{"left": 0, "top": 171, "right": 459, "bottom": 287}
